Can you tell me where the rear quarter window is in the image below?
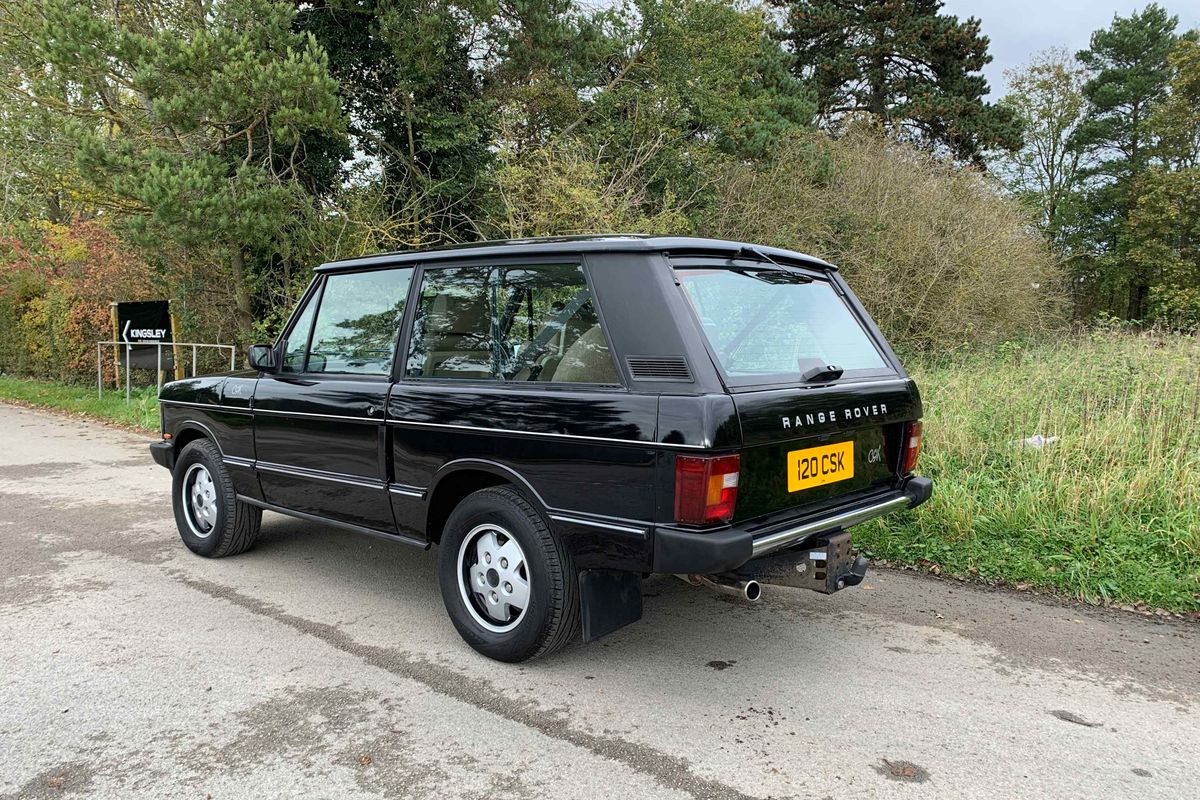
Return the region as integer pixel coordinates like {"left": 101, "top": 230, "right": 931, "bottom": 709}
{"left": 405, "top": 263, "right": 619, "bottom": 385}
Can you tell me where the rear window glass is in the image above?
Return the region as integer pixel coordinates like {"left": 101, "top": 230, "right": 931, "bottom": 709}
{"left": 676, "top": 268, "right": 888, "bottom": 383}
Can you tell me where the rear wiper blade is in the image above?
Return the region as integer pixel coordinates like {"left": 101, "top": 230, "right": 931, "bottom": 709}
{"left": 800, "top": 364, "right": 844, "bottom": 383}
{"left": 737, "top": 245, "right": 811, "bottom": 279}
{"left": 737, "top": 269, "right": 811, "bottom": 284}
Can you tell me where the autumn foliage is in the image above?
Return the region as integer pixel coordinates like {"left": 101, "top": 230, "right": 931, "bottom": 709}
{"left": 0, "top": 221, "right": 159, "bottom": 380}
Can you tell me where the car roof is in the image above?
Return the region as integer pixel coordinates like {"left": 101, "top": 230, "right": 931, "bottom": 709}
{"left": 313, "top": 235, "right": 836, "bottom": 273}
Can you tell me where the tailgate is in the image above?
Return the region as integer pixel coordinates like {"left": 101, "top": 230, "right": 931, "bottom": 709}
{"left": 732, "top": 378, "right": 921, "bottom": 521}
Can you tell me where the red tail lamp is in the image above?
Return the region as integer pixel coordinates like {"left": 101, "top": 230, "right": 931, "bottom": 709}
{"left": 674, "top": 454, "right": 740, "bottom": 525}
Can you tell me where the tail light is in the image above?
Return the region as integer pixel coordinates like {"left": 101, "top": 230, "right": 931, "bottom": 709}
{"left": 674, "top": 454, "right": 740, "bottom": 525}
{"left": 902, "top": 421, "right": 923, "bottom": 474}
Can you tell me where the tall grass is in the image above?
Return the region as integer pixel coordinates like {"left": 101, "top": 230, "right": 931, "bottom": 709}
{"left": 859, "top": 330, "right": 1200, "bottom": 612}
{"left": 0, "top": 375, "right": 159, "bottom": 431}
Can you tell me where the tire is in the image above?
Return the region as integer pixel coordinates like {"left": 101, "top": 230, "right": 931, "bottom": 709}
{"left": 438, "top": 486, "right": 580, "bottom": 662}
{"left": 171, "top": 438, "right": 261, "bottom": 558}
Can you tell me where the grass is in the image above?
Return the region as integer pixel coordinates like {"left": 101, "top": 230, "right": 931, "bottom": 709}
{"left": 0, "top": 375, "right": 159, "bottom": 432}
{"left": 858, "top": 330, "right": 1200, "bottom": 613}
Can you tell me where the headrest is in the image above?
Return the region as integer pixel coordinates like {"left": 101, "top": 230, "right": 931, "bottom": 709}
{"left": 428, "top": 290, "right": 488, "bottom": 334}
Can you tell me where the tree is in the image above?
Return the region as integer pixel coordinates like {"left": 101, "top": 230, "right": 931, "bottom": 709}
{"left": 0, "top": 0, "right": 348, "bottom": 336}
{"left": 607, "top": 0, "right": 813, "bottom": 160}
{"left": 1126, "top": 39, "right": 1200, "bottom": 327}
{"left": 0, "top": 2, "right": 101, "bottom": 225}
{"left": 1076, "top": 4, "right": 1181, "bottom": 181}
{"left": 1150, "top": 37, "right": 1200, "bottom": 170}
{"left": 1073, "top": 3, "right": 1183, "bottom": 319}
{"left": 772, "top": 0, "right": 1020, "bottom": 164}
{"left": 997, "top": 49, "right": 1089, "bottom": 245}
{"left": 295, "top": 0, "right": 497, "bottom": 247}
{"left": 550, "top": 0, "right": 814, "bottom": 219}
{"left": 485, "top": 135, "right": 691, "bottom": 239}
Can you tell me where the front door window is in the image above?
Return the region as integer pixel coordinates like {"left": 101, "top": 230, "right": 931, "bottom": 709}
{"left": 305, "top": 269, "right": 413, "bottom": 376}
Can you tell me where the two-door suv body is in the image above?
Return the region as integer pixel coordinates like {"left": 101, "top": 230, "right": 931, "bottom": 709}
{"left": 151, "top": 236, "right": 931, "bottom": 661}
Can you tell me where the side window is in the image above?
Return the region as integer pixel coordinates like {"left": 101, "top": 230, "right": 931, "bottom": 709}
{"left": 406, "top": 263, "right": 618, "bottom": 384}
{"left": 279, "top": 288, "right": 319, "bottom": 373}
{"left": 305, "top": 268, "right": 413, "bottom": 376}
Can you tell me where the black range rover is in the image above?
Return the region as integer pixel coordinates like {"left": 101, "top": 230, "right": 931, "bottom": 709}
{"left": 150, "top": 235, "right": 931, "bottom": 661}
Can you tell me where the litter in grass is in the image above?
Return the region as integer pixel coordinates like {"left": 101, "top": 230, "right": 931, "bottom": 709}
{"left": 1011, "top": 434, "right": 1060, "bottom": 449}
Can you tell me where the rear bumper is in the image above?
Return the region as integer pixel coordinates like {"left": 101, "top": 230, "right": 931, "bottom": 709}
{"left": 149, "top": 441, "right": 175, "bottom": 471}
{"left": 652, "top": 476, "right": 932, "bottom": 575}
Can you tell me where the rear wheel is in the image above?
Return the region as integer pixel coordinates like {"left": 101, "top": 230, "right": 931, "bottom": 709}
{"left": 171, "top": 439, "right": 261, "bottom": 557}
{"left": 438, "top": 486, "right": 580, "bottom": 662}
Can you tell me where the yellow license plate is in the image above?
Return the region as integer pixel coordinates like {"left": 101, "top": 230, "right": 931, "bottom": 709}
{"left": 787, "top": 441, "right": 854, "bottom": 492}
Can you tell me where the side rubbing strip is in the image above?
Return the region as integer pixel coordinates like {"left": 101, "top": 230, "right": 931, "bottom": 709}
{"left": 549, "top": 514, "right": 648, "bottom": 537}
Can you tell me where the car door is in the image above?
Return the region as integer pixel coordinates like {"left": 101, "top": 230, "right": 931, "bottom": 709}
{"left": 254, "top": 266, "right": 414, "bottom": 532}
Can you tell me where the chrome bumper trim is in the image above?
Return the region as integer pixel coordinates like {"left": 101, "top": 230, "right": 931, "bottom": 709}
{"left": 750, "top": 494, "right": 911, "bottom": 558}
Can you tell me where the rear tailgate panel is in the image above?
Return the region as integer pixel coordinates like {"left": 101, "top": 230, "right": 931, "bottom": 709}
{"left": 732, "top": 378, "right": 921, "bottom": 521}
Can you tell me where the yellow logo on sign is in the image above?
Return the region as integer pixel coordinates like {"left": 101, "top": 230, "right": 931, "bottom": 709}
{"left": 787, "top": 441, "right": 855, "bottom": 492}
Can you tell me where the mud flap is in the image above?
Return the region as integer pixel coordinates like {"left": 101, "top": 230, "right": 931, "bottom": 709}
{"left": 579, "top": 569, "right": 643, "bottom": 642}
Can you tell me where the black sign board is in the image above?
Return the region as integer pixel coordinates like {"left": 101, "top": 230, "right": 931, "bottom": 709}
{"left": 115, "top": 301, "right": 174, "bottom": 370}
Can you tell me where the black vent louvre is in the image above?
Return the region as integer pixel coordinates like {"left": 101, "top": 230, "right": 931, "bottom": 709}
{"left": 625, "top": 355, "right": 693, "bottom": 382}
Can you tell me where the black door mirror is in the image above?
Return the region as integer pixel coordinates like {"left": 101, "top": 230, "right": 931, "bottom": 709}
{"left": 247, "top": 344, "right": 277, "bottom": 372}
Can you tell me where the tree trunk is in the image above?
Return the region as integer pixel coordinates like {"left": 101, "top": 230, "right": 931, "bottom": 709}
{"left": 229, "top": 247, "right": 255, "bottom": 337}
{"left": 1127, "top": 281, "right": 1148, "bottom": 321}
{"left": 46, "top": 192, "right": 64, "bottom": 224}
{"left": 868, "top": 53, "right": 887, "bottom": 120}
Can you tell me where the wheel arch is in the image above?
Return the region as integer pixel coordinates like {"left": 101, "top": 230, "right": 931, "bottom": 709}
{"left": 423, "top": 459, "right": 548, "bottom": 545}
{"left": 173, "top": 421, "right": 223, "bottom": 459}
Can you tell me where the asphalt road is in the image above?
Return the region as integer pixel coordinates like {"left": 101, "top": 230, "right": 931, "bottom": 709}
{"left": 1, "top": 402, "right": 1198, "bottom": 800}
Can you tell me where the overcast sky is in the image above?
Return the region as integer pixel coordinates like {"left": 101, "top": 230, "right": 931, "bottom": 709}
{"left": 941, "top": 0, "right": 1200, "bottom": 99}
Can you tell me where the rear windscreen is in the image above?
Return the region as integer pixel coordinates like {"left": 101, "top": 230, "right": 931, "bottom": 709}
{"left": 675, "top": 268, "right": 889, "bottom": 384}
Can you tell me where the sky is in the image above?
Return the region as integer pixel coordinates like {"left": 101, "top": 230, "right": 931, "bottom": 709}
{"left": 941, "top": 0, "right": 1200, "bottom": 98}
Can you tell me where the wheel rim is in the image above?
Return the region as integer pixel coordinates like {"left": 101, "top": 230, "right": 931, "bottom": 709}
{"left": 457, "top": 524, "right": 530, "bottom": 633}
{"left": 183, "top": 463, "right": 218, "bottom": 539}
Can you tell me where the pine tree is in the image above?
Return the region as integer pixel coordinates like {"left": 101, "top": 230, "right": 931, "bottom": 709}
{"left": 1073, "top": 3, "right": 1182, "bottom": 319}
{"left": 1, "top": 0, "right": 348, "bottom": 336}
{"left": 772, "top": 0, "right": 1019, "bottom": 164}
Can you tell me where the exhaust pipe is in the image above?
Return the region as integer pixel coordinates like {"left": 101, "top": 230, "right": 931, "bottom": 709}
{"left": 677, "top": 574, "right": 762, "bottom": 603}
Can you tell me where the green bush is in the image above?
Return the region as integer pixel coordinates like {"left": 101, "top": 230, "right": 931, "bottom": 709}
{"left": 699, "top": 129, "right": 1067, "bottom": 352}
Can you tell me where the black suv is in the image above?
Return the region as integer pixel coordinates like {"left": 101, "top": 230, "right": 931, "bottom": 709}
{"left": 150, "top": 235, "right": 931, "bottom": 661}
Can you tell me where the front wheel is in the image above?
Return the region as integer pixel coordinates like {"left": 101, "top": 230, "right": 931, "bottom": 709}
{"left": 171, "top": 439, "right": 261, "bottom": 558}
{"left": 438, "top": 487, "right": 580, "bottom": 662}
